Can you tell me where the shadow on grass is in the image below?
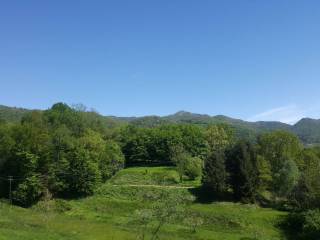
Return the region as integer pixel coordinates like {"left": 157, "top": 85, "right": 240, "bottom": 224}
{"left": 189, "top": 186, "right": 298, "bottom": 240}
{"left": 276, "top": 214, "right": 302, "bottom": 240}
{"left": 188, "top": 186, "right": 234, "bottom": 203}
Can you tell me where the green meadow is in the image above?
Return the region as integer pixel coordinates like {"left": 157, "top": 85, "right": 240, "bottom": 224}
{"left": 0, "top": 167, "right": 288, "bottom": 240}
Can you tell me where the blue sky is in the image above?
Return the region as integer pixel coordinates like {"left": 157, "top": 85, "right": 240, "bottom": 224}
{"left": 1, "top": 1, "right": 320, "bottom": 124}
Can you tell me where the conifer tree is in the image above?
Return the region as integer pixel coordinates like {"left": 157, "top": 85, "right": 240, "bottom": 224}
{"left": 202, "top": 150, "right": 227, "bottom": 195}
{"left": 228, "top": 140, "right": 259, "bottom": 203}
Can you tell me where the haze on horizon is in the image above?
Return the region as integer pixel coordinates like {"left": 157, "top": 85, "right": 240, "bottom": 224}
{"left": 1, "top": 1, "right": 320, "bottom": 124}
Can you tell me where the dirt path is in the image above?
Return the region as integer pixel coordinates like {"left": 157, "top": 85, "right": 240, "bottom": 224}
{"left": 111, "top": 184, "right": 195, "bottom": 189}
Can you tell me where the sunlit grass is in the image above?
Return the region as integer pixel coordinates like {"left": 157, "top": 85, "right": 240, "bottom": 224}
{"left": 0, "top": 167, "right": 287, "bottom": 240}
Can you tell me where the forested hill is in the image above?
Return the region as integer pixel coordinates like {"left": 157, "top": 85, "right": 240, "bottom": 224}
{"left": 112, "top": 111, "right": 320, "bottom": 144}
{"left": 0, "top": 105, "right": 32, "bottom": 123}
{"left": 1, "top": 104, "right": 320, "bottom": 144}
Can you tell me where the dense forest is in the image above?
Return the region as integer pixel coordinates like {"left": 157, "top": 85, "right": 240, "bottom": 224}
{"left": 1, "top": 103, "right": 320, "bottom": 238}
{"left": 2, "top": 104, "right": 320, "bottom": 145}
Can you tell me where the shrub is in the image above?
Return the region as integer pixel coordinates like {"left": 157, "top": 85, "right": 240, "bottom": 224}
{"left": 283, "top": 209, "right": 320, "bottom": 240}
{"left": 13, "top": 175, "right": 44, "bottom": 207}
{"left": 184, "top": 156, "right": 202, "bottom": 180}
{"left": 303, "top": 209, "right": 320, "bottom": 238}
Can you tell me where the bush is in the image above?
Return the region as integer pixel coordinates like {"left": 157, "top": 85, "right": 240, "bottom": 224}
{"left": 283, "top": 209, "right": 320, "bottom": 239}
{"left": 184, "top": 156, "right": 202, "bottom": 180}
{"left": 54, "top": 199, "right": 72, "bottom": 213}
{"left": 13, "top": 175, "right": 44, "bottom": 207}
{"left": 303, "top": 209, "right": 320, "bottom": 238}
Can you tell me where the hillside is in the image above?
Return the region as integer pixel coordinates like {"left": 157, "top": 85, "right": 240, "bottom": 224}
{"left": 0, "top": 105, "right": 32, "bottom": 123}
{"left": 292, "top": 118, "right": 320, "bottom": 145}
{"left": 110, "top": 111, "right": 319, "bottom": 144}
{"left": 0, "top": 166, "right": 287, "bottom": 240}
{"left": 1, "top": 104, "right": 320, "bottom": 144}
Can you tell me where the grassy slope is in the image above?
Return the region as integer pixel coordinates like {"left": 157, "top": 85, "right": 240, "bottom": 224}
{"left": 0, "top": 167, "right": 287, "bottom": 240}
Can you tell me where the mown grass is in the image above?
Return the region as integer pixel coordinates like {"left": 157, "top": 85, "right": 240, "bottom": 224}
{"left": 0, "top": 167, "right": 288, "bottom": 240}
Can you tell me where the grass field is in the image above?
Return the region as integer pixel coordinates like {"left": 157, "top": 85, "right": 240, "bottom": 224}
{"left": 0, "top": 167, "right": 289, "bottom": 240}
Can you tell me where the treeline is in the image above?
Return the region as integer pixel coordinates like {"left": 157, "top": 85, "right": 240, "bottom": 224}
{"left": 121, "top": 122, "right": 320, "bottom": 210}
{"left": 119, "top": 119, "right": 320, "bottom": 238}
{"left": 0, "top": 103, "right": 124, "bottom": 206}
{"left": 202, "top": 128, "right": 320, "bottom": 207}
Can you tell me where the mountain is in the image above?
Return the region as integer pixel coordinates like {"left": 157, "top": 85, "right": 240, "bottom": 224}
{"left": 292, "top": 118, "right": 320, "bottom": 144}
{"left": 110, "top": 111, "right": 318, "bottom": 144}
{"left": 0, "top": 105, "right": 32, "bottom": 123}
{"left": 1, "top": 105, "right": 319, "bottom": 144}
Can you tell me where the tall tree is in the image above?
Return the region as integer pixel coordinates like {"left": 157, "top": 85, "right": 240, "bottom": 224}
{"left": 290, "top": 148, "right": 320, "bottom": 209}
{"left": 170, "top": 144, "right": 188, "bottom": 182}
{"left": 258, "top": 131, "right": 302, "bottom": 199}
{"left": 202, "top": 150, "right": 227, "bottom": 195}
{"left": 227, "top": 140, "right": 259, "bottom": 203}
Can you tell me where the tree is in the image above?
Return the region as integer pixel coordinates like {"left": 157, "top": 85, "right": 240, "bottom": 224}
{"left": 135, "top": 190, "right": 193, "bottom": 240}
{"left": 13, "top": 175, "right": 44, "bottom": 207}
{"left": 99, "top": 140, "right": 125, "bottom": 181}
{"left": 120, "top": 126, "right": 151, "bottom": 165}
{"left": 184, "top": 156, "right": 202, "bottom": 180}
{"left": 0, "top": 103, "right": 128, "bottom": 206}
{"left": 227, "top": 140, "right": 259, "bottom": 203}
{"left": 170, "top": 144, "right": 188, "bottom": 182}
{"left": 202, "top": 150, "right": 227, "bottom": 194}
{"left": 0, "top": 124, "right": 14, "bottom": 171}
{"left": 67, "top": 145, "right": 101, "bottom": 196}
{"left": 258, "top": 131, "right": 302, "bottom": 168}
{"left": 258, "top": 131, "right": 302, "bottom": 200}
{"left": 256, "top": 155, "right": 272, "bottom": 192}
{"left": 290, "top": 149, "right": 320, "bottom": 209}
{"left": 275, "top": 155, "right": 300, "bottom": 199}
{"left": 205, "top": 124, "right": 233, "bottom": 154}
{"left": 179, "top": 125, "right": 207, "bottom": 158}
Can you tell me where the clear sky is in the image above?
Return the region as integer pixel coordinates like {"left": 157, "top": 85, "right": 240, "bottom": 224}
{"left": 1, "top": 1, "right": 320, "bottom": 124}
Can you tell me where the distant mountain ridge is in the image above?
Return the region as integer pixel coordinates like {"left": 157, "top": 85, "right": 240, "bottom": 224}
{"left": 0, "top": 105, "right": 319, "bottom": 144}
{"left": 0, "top": 105, "right": 32, "bottom": 123}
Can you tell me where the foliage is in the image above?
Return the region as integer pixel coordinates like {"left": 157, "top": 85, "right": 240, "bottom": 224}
{"left": 202, "top": 150, "right": 227, "bottom": 195}
{"left": 205, "top": 124, "right": 234, "bottom": 153}
{"left": 258, "top": 131, "right": 302, "bottom": 199}
{"left": 227, "top": 140, "right": 259, "bottom": 203}
{"left": 283, "top": 209, "right": 320, "bottom": 239}
{"left": 0, "top": 103, "right": 124, "bottom": 206}
{"left": 120, "top": 124, "right": 206, "bottom": 166}
{"left": 183, "top": 156, "right": 202, "bottom": 180}
{"left": 0, "top": 166, "right": 287, "bottom": 240}
{"left": 2, "top": 102, "right": 320, "bottom": 239}
{"left": 289, "top": 149, "right": 320, "bottom": 209}
{"left": 12, "top": 175, "right": 44, "bottom": 207}
{"left": 170, "top": 144, "right": 202, "bottom": 181}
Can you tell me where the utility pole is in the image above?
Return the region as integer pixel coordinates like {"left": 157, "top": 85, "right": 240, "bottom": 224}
{"left": 8, "top": 176, "right": 13, "bottom": 204}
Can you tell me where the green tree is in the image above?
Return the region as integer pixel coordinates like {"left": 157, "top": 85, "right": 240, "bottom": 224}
{"left": 258, "top": 131, "right": 302, "bottom": 200}
{"left": 184, "top": 156, "right": 202, "bottom": 180}
{"left": 67, "top": 146, "right": 101, "bottom": 196}
{"left": 13, "top": 174, "right": 44, "bottom": 207}
{"left": 170, "top": 144, "right": 188, "bottom": 182}
{"left": 227, "top": 140, "right": 259, "bottom": 203}
{"left": 99, "top": 140, "right": 125, "bottom": 181}
{"left": 205, "top": 124, "right": 233, "bottom": 153}
{"left": 202, "top": 150, "right": 227, "bottom": 194}
{"left": 290, "top": 148, "right": 320, "bottom": 209}
{"left": 256, "top": 155, "right": 272, "bottom": 192}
